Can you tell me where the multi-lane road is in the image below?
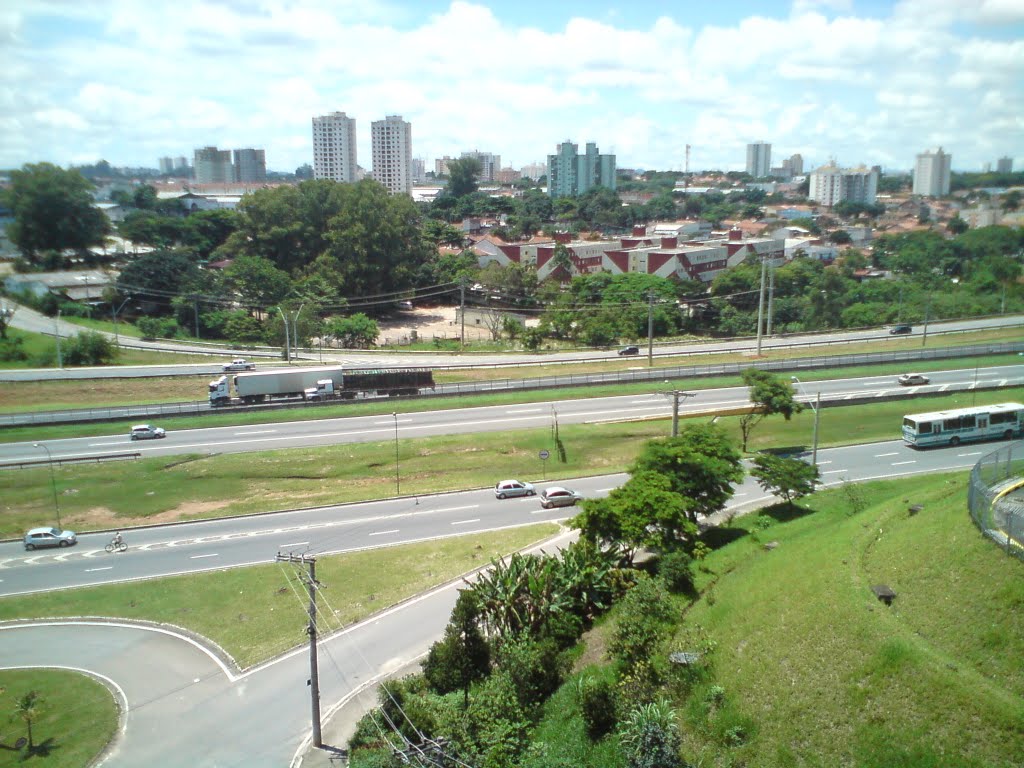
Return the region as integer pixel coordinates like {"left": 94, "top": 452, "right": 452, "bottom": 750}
{"left": 3, "top": 364, "right": 1022, "bottom": 465}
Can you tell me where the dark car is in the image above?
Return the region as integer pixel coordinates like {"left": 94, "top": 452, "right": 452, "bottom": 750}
{"left": 618, "top": 345, "right": 640, "bottom": 356}
{"left": 889, "top": 324, "right": 912, "bottom": 335}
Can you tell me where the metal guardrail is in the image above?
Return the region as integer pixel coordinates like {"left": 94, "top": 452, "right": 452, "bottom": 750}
{"left": 0, "top": 452, "right": 141, "bottom": 470}
{"left": 967, "top": 441, "right": 1024, "bottom": 560}
{"left": 1, "top": 341, "right": 1022, "bottom": 428}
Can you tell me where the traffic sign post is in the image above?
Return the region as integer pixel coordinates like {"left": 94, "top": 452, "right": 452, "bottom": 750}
{"left": 539, "top": 449, "right": 550, "bottom": 480}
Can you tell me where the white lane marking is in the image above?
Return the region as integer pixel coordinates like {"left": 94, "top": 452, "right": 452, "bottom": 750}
{"left": 875, "top": 452, "right": 899, "bottom": 457}
{"left": 277, "top": 542, "right": 309, "bottom": 548}
{"left": 368, "top": 530, "right": 399, "bottom": 537}
{"left": 892, "top": 460, "right": 917, "bottom": 466}
{"left": 23, "top": 556, "right": 45, "bottom": 565}
{"left": 374, "top": 418, "right": 413, "bottom": 425}
{"left": 597, "top": 487, "right": 615, "bottom": 492}
{"left": 957, "top": 452, "right": 983, "bottom": 457}
{"left": 190, "top": 553, "right": 219, "bottom": 559}
{"left": 432, "top": 505, "right": 480, "bottom": 513}
{"left": 84, "top": 566, "right": 113, "bottom": 572}
{"left": 234, "top": 429, "right": 278, "bottom": 435}
{"left": 733, "top": 492, "right": 748, "bottom": 497}
{"left": 451, "top": 519, "right": 481, "bottom": 526}
{"left": 54, "top": 552, "right": 76, "bottom": 561}
{"left": 530, "top": 509, "right": 550, "bottom": 515}
{"left": 816, "top": 460, "right": 832, "bottom": 465}
{"left": 822, "top": 469, "right": 849, "bottom": 474}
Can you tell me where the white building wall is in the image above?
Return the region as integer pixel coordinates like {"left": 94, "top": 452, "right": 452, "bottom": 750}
{"left": 913, "top": 147, "right": 952, "bottom": 196}
{"left": 372, "top": 115, "right": 412, "bottom": 195}
{"left": 313, "top": 112, "right": 358, "bottom": 183}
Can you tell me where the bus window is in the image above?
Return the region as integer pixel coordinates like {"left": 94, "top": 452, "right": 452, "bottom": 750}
{"left": 943, "top": 418, "right": 960, "bottom": 430}
{"left": 961, "top": 415, "right": 976, "bottom": 428}
{"left": 919, "top": 422, "right": 932, "bottom": 434}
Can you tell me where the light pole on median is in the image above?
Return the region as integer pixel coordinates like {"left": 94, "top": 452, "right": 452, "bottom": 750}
{"left": 392, "top": 412, "right": 401, "bottom": 495}
{"left": 33, "top": 443, "right": 62, "bottom": 529}
{"left": 790, "top": 376, "right": 821, "bottom": 466}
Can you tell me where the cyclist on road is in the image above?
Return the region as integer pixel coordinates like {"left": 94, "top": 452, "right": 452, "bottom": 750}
{"left": 111, "top": 531, "right": 124, "bottom": 547}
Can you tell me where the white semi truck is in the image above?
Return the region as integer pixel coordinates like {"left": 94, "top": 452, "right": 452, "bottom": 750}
{"left": 208, "top": 367, "right": 435, "bottom": 406}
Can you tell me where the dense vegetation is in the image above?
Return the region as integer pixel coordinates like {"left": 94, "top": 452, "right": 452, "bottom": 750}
{"left": 3, "top": 164, "right": 1022, "bottom": 355}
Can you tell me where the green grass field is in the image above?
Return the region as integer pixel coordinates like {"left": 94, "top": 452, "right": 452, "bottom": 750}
{"left": 3, "top": 387, "right": 1021, "bottom": 539}
{"left": 0, "top": 668, "right": 117, "bottom": 768}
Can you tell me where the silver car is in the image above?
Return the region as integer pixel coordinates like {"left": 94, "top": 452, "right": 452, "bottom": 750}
{"left": 494, "top": 479, "right": 535, "bottom": 499}
{"left": 131, "top": 424, "right": 166, "bottom": 440}
{"left": 539, "top": 486, "right": 583, "bottom": 509}
{"left": 24, "top": 526, "right": 77, "bottom": 551}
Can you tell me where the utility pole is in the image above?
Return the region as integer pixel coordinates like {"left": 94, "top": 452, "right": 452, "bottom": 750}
{"left": 647, "top": 290, "right": 655, "bottom": 367}
{"left": 660, "top": 390, "right": 697, "bottom": 437}
{"left": 277, "top": 307, "right": 291, "bottom": 362}
{"left": 459, "top": 277, "right": 466, "bottom": 351}
{"left": 755, "top": 255, "right": 767, "bottom": 355}
{"left": 276, "top": 552, "right": 322, "bottom": 749}
{"left": 921, "top": 294, "right": 930, "bottom": 348}
{"left": 55, "top": 309, "right": 62, "bottom": 369}
{"left": 766, "top": 264, "right": 775, "bottom": 336}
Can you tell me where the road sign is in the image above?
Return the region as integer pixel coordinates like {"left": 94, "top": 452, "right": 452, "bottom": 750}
{"left": 539, "top": 450, "right": 550, "bottom": 460}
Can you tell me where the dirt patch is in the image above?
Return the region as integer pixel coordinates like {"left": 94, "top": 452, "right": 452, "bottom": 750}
{"left": 375, "top": 306, "right": 461, "bottom": 346}
{"left": 62, "top": 500, "right": 234, "bottom": 530}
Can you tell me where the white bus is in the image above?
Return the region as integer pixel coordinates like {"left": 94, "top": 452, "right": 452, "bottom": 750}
{"left": 902, "top": 402, "right": 1024, "bottom": 448}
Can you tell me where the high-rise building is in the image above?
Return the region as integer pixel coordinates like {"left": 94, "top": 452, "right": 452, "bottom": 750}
{"left": 997, "top": 156, "right": 1013, "bottom": 174}
{"left": 546, "top": 141, "right": 616, "bottom": 197}
{"left": 411, "top": 158, "right": 426, "bottom": 184}
{"left": 312, "top": 111, "right": 358, "bottom": 183}
{"left": 232, "top": 148, "right": 266, "bottom": 183}
{"left": 158, "top": 157, "right": 174, "bottom": 174}
{"left": 913, "top": 147, "right": 952, "bottom": 197}
{"left": 784, "top": 153, "right": 803, "bottom": 176}
{"left": 371, "top": 115, "right": 412, "bottom": 195}
{"left": 809, "top": 163, "right": 880, "bottom": 207}
{"left": 746, "top": 141, "right": 771, "bottom": 178}
{"left": 461, "top": 151, "right": 501, "bottom": 182}
{"left": 193, "top": 146, "right": 233, "bottom": 184}
{"left": 521, "top": 162, "right": 546, "bottom": 181}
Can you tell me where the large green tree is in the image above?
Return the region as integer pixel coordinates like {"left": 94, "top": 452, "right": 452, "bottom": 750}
{"left": 5, "top": 163, "right": 111, "bottom": 259}
{"left": 630, "top": 423, "right": 744, "bottom": 525}
{"left": 750, "top": 453, "right": 820, "bottom": 502}
{"left": 116, "top": 250, "right": 200, "bottom": 312}
{"left": 446, "top": 157, "right": 483, "bottom": 198}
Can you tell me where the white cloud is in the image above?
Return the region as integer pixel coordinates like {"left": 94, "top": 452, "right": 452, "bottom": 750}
{"left": 0, "top": 1, "right": 1020, "bottom": 172}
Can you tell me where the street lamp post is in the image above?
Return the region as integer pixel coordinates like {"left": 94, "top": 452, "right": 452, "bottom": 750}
{"left": 790, "top": 377, "right": 820, "bottom": 466}
{"left": 276, "top": 307, "right": 291, "bottom": 362}
{"left": 55, "top": 309, "right": 62, "bottom": 369}
{"left": 33, "top": 443, "right": 61, "bottom": 528}
{"left": 392, "top": 413, "right": 401, "bottom": 495}
{"left": 111, "top": 297, "right": 131, "bottom": 347}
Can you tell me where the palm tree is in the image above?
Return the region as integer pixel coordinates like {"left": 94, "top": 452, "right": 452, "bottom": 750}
{"left": 14, "top": 691, "right": 41, "bottom": 750}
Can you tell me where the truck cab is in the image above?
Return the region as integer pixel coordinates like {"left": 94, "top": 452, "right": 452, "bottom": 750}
{"left": 304, "top": 379, "right": 337, "bottom": 401}
{"left": 209, "top": 375, "right": 232, "bottom": 406}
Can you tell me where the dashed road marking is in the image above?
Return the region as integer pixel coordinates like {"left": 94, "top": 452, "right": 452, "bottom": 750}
{"left": 84, "top": 566, "right": 113, "bottom": 573}
{"left": 451, "top": 519, "right": 480, "bottom": 526}
{"left": 892, "top": 460, "right": 916, "bottom": 466}
{"left": 190, "top": 553, "right": 219, "bottom": 559}
{"left": 875, "top": 452, "right": 899, "bottom": 457}
{"left": 368, "top": 530, "right": 399, "bottom": 537}
{"left": 277, "top": 542, "right": 309, "bottom": 548}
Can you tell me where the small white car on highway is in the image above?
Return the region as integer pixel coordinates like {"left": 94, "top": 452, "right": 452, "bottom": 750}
{"left": 898, "top": 373, "right": 930, "bottom": 386}
{"left": 223, "top": 358, "right": 256, "bottom": 372}
{"left": 494, "top": 479, "right": 535, "bottom": 499}
{"left": 539, "top": 486, "right": 584, "bottom": 509}
{"left": 130, "top": 424, "right": 166, "bottom": 440}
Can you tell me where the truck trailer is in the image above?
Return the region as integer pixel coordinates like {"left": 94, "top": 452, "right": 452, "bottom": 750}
{"left": 209, "top": 367, "right": 434, "bottom": 406}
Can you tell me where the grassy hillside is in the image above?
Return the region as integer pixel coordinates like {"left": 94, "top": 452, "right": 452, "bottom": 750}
{"left": 533, "top": 473, "right": 1024, "bottom": 767}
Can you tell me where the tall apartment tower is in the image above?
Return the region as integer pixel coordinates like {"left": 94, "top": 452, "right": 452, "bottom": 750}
{"left": 546, "top": 141, "right": 616, "bottom": 197}
{"left": 193, "top": 146, "right": 233, "bottom": 184}
{"left": 809, "top": 163, "right": 880, "bottom": 207}
{"left": 913, "top": 147, "right": 952, "bottom": 197}
{"left": 461, "top": 150, "right": 501, "bottom": 182}
{"left": 158, "top": 157, "right": 174, "bottom": 174}
{"left": 371, "top": 115, "right": 412, "bottom": 195}
{"left": 997, "top": 156, "right": 1013, "bottom": 174}
{"left": 312, "top": 112, "right": 358, "bottom": 183}
{"left": 232, "top": 148, "right": 266, "bottom": 183}
{"left": 746, "top": 141, "right": 771, "bottom": 178}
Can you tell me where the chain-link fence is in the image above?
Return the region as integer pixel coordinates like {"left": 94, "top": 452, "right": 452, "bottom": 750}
{"left": 967, "top": 441, "right": 1024, "bottom": 560}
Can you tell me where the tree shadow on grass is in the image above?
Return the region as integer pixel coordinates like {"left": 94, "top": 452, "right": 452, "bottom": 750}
{"left": 760, "top": 500, "right": 815, "bottom": 523}
{"left": 700, "top": 526, "right": 749, "bottom": 550}
{"left": 760, "top": 444, "right": 810, "bottom": 458}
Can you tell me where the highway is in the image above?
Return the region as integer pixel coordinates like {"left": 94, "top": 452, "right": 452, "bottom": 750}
{"left": 2, "top": 364, "right": 1022, "bottom": 465}
{"left": 2, "top": 305, "right": 1022, "bottom": 380}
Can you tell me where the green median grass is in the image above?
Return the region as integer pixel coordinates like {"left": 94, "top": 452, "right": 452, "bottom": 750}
{"left": 0, "top": 523, "right": 559, "bottom": 669}
{"left": 0, "top": 668, "right": 117, "bottom": 768}
{"left": 3, "top": 387, "right": 1022, "bottom": 540}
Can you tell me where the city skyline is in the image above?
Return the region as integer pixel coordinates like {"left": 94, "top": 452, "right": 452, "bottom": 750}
{"left": 2, "top": 0, "right": 1022, "bottom": 175}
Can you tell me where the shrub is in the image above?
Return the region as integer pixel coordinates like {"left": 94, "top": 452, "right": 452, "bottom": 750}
{"left": 0, "top": 336, "right": 28, "bottom": 362}
{"left": 62, "top": 330, "right": 117, "bottom": 365}
{"left": 610, "top": 575, "right": 676, "bottom": 668}
{"left": 495, "top": 636, "right": 565, "bottom": 709}
{"left": 658, "top": 549, "right": 695, "bottom": 594}
{"left": 618, "top": 699, "right": 683, "bottom": 768}
{"left": 576, "top": 675, "right": 617, "bottom": 740}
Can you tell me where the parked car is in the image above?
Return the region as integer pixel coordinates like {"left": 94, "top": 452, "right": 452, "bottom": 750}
{"left": 23, "top": 526, "right": 77, "bottom": 551}
{"left": 898, "top": 373, "right": 930, "bottom": 386}
{"left": 539, "top": 486, "right": 583, "bottom": 509}
{"left": 223, "top": 358, "right": 255, "bottom": 372}
{"left": 494, "top": 479, "right": 535, "bottom": 499}
{"left": 130, "top": 424, "right": 166, "bottom": 440}
{"left": 889, "top": 324, "right": 912, "bottom": 335}
{"left": 618, "top": 345, "right": 640, "bottom": 356}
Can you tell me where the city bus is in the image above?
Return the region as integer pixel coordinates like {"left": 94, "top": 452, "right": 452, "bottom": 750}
{"left": 902, "top": 402, "right": 1024, "bottom": 448}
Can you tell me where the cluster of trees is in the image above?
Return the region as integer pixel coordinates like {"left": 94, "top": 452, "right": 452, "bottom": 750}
{"left": 350, "top": 403, "right": 819, "bottom": 767}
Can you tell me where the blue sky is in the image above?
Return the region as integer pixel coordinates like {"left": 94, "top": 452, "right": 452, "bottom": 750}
{"left": 2, "top": 0, "right": 1022, "bottom": 175}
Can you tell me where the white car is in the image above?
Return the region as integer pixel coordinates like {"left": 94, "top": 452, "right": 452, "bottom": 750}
{"left": 898, "top": 373, "right": 930, "bottom": 386}
{"left": 130, "top": 424, "right": 166, "bottom": 440}
{"left": 494, "top": 479, "right": 536, "bottom": 499}
{"left": 223, "top": 359, "right": 255, "bottom": 372}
